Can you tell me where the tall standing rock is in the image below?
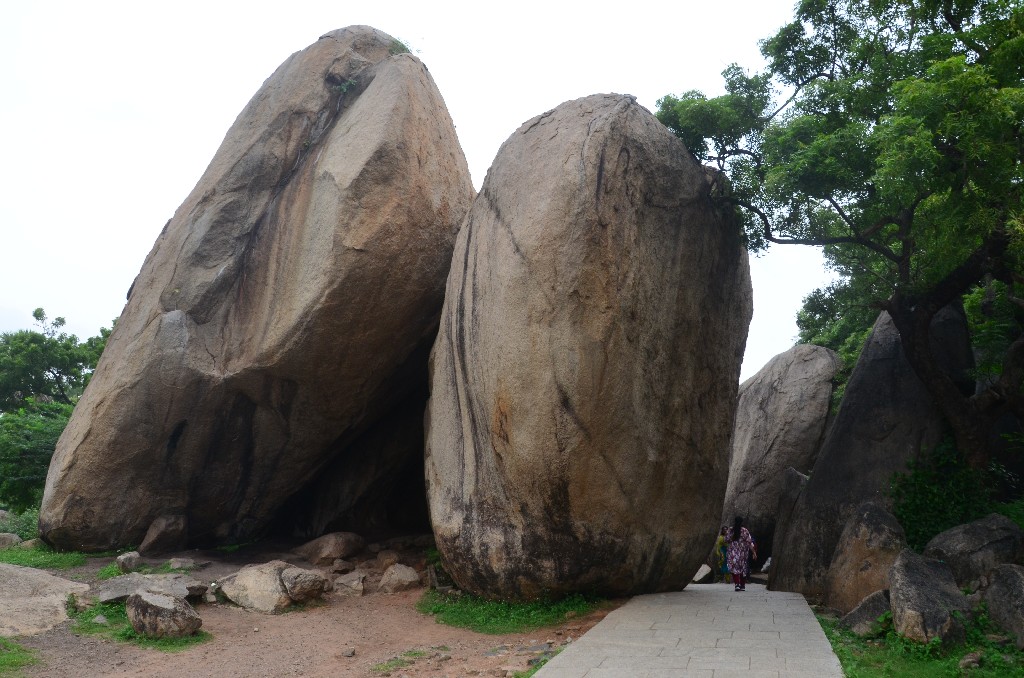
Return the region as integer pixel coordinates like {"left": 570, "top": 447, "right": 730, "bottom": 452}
{"left": 723, "top": 344, "right": 840, "bottom": 559}
{"left": 40, "top": 26, "right": 475, "bottom": 551}
{"left": 769, "top": 307, "right": 973, "bottom": 599}
{"left": 425, "top": 94, "right": 753, "bottom": 600}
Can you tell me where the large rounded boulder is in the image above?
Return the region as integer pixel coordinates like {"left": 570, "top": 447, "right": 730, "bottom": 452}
{"left": 40, "top": 26, "right": 474, "bottom": 551}
{"left": 425, "top": 94, "right": 753, "bottom": 600}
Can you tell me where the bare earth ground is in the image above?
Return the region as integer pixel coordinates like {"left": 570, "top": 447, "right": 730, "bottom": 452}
{"left": 14, "top": 541, "right": 619, "bottom": 678}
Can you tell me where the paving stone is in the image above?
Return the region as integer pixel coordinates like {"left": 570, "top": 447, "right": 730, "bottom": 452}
{"left": 535, "top": 583, "right": 843, "bottom": 678}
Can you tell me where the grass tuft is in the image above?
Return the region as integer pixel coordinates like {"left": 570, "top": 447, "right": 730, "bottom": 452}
{"left": 417, "top": 590, "right": 602, "bottom": 635}
{"left": 0, "top": 637, "right": 38, "bottom": 676}
{"left": 817, "top": 606, "right": 1024, "bottom": 677}
{"left": 0, "top": 544, "right": 86, "bottom": 569}
{"left": 72, "top": 601, "right": 211, "bottom": 652}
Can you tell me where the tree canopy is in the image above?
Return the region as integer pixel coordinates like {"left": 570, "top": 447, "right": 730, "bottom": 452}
{"left": 657, "top": 0, "right": 1023, "bottom": 467}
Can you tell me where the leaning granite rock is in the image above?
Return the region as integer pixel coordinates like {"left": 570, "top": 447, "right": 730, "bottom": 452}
{"left": 770, "top": 307, "right": 973, "bottom": 599}
{"left": 293, "top": 532, "right": 365, "bottom": 566}
{"left": 825, "top": 502, "right": 906, "bottom": 614}
{"left": 840, "top": 589, "right": 891, "bottom": 637}
{"left": 218, "top": 560, "right": 327, "bottom": 613}
{"left": 889, "top": 549, "right": 970, "bottom": 645}
{"left": 981, "top": 564, "right": 1024, "bottom": 649}
{"left": 138, "top": 515, "right": 187, "bottom": 555}
{"left": 379, "top": 564, "right": 420, "bottom": 593}
{"left": 923, "top": 513, "right": 1024, "bottom": 588}
{"left": 723, "top": 344, "right": 840, "bottom": 559}
{"left": 126, "top": 591, "right": 202, "bottom": 639}
{"left": 0, "top": 564, "right": 90, "bottom": 636}
{"left": 96, "top": 573, "right": 208, "bottom": 604}
{"left": 426, "top": 94, "right": 752, "bottom": 600}
{"left": 39, "top": 25, "right": 475, "bottom": 551}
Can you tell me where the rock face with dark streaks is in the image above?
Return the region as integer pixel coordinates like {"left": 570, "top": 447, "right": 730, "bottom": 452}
{"left": 39, "top": 26, "right": 474, "bottom": 551}
{"left": 723, "top": 344, "right": 840, "bottom": 560}
{"left": 425, "top": 94, "right": 753, "bottom": 600}
{"left": 769, "top": 307, "right": 973, "bottom": 599}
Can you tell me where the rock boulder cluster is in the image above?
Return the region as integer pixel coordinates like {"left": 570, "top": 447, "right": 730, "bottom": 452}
{"left": 37, "top": 27, "right": 752, "bottom": 601}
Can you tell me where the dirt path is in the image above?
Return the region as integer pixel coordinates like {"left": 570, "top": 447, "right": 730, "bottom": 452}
{"left": 13, "top": 542, "right": 617, "bottom": 678}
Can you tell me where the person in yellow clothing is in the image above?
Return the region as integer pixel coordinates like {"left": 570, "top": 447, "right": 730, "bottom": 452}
{"left": 712, "top": 526, "right": 728, "bottom": 582}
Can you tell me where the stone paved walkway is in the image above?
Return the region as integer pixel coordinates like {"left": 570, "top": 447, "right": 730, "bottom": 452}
{"left": 536, "top": 583, "right": 843, "bottom": 677}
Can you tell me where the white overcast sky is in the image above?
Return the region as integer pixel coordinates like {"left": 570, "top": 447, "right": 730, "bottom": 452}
{"left": 0, "top": 0, "right": 833, "bottom": 381}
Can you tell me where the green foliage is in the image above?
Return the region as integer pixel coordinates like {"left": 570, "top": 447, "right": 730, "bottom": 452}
{"left": 0, "top": 637, "right": 38, "bottom": 676}
{"left": 71, "top": 601, "right": 211, "bottom": 651}
{"left": 417, "top": 590, "right": 602, "bottom": 635}
{"left": 658, "top": 0, "right": 1024, "bottom": 468}
{"left": 0, "top": 309, "right": 109, "bottom": 409}
{"left": 0, "top": 507, "right": 39, "bottom": 540}
{"left": 388, "top": 38, "right": 411, "bottom": 55}
{"left": 890, "top": 439, "right": 994, "bottom": 551}
{"left": 95, "top": 563, "right": 121, "bottom": 580}
{"left": 818, "top": 604, "right": 1024, "bottom": 677}
{"left": 964, "top": 279, "right": 1024, "bottom": 381}
{"left": 0, "top": 543, "right": 86, "bottom": 569}
{"left": 994, "top": 497, "right": 1024, "bottom": 530}
{"left": 0, "top": 400, "right": 72, "bottom": 511}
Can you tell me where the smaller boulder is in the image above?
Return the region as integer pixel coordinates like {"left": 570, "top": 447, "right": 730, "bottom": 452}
{"left": 889, "top": 549, "right": 970, "bottom": 645}
{"left": 379, "top": 564, "right": 420, "bottom": 593}
{"left": 334, "top": 570, "right": 365, "bottom": 597}
{"left": 923, "top": 514, "right": 1024, "bottom": 587}
{"left": 293, "top": 532, "right": 365, "bottom": 566}
{"left": 217, "top": 561, "right": 293, "bottom": 614}
{"left": 126, "top": 591, "right": 202, "bottom": 638}
{"left": 0, "top": 533, "right": 23, "bottom": 549}
{"left": 19, "top": 538, "right": 43, "bottom": 549}
{"left": 281, "top": 567, "right": 330, "bottom": 602}
{"left": 138, "top": 515, "right": 188, "bottom": 555}
{"left": 692, "top": 564, "right": 713, "bottom": 584}
{"left": 331, "top": 558, "right": 356, "bottom": 574}
{"left": 376, "top": 550, "right": 400, "bottom": 570}
{"left": 826, "top": 502, "right": 906, "bottom": 614}
{"left": 981, "top": 564, "right": 1024, "bottom": 649}
{"left": 96, "top": 572, "right": 208, "bottom": 604}
{"left": 840, "top": 590, "right": 891, "bottom": 637}
{"left": 116, "top": 551, "right": 141, "bottom": 573}
{"left": 166, "top": 557, "right": 198, "bottom": 570}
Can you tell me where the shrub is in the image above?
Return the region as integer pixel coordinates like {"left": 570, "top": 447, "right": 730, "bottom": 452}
{"left": 0, "top": 506, "right": 39, "bottom": 540}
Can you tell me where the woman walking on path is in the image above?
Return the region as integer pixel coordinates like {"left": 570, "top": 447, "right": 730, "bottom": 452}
{"left": 726, "top": 516, "right": 756, "bottom": 591}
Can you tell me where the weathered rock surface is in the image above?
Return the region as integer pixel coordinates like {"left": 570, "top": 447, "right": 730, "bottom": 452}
{"left": 0, "top": 564, "right": 90, "bottom": 636}
{"left": 923, "top": 513, "right": 1024, "bottom": 587}
{"left": 889, "top": 549, "right": 970, "bottom": 645}
{"left": 825, "top": 502, "right": 907, "bottom": 614}
{"left": 840, "top": 589, "right": 891, "bottom": 637}
{"left": 723, "top": 344, "right": 840, "bottom": 559}
{"left": 218, "top": 560, "right": 328, "bottom": 613}
{"left": 39, "top": 25, "right": 475, "bottom": 551}
{"left": 126, "top": 591, "right": 202, "bottom": 638}
{"left": 138, "top": 515, "right": 187, "bottom": 555}
{"left": 116, "top": 551, "right": 141, "bottom": 573}
{"left": 0, "top": 533, "right": 23, "bottom": 548}
{"left": 770, "top": 307, "right": 973, "bottom": 599}
{"left": 293, "top": 532, "right": 365, "bottom": 565}
{"left": 982, "top": 564, "right": 1024, "bottom": 649}
{"left": 379, "top": 563, "right": 420, "bottom": 593}
{"left": 426, "top": 94, "right": 752, "bottom": 599}
{"left": 334, "top": 570, "right": 366, "bottom": 597}
{"left": 96, "top": 573, "right": 208, "bottom": 604}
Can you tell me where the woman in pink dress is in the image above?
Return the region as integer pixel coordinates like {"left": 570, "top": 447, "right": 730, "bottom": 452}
{"left": 726, "top": 516, "right": 756, "bottom": 591}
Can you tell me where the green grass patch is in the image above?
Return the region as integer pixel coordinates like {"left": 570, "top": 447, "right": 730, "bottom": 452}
{"left": 817, "top": 607, "right": 1024, "bottom": 677}
{"left": 513, "top": 647, "right": 562, "bottom": 678}
{"left": 95, "top": 563, "right": 121, "bottom": 580}
{"left": 0, "top": 637, "right": 38, "bottom": 676}
{"left": 371, "top": 656, "right": 412, "bottom": 673}
{"left": 994, "top": 498, "right": 1024, "bottom": 530}
{"left": 417, "top": 590, "right": 602, "bottom": 635}
{"left": 0, "top": 544, "right": 86, "bottom": 569}
{"left": 71, "top": 602, "right": 211, "bottom": 652}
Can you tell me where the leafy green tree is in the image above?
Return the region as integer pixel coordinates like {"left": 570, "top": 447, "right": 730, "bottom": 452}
{"left": 657, "top": 0, "right": 1023, "bottom": 468}
{"left": 0, "top": 309, "right": 108, "bottom": 410}
{"left": 0, "top": 399, "right": 73, "bottom": 511}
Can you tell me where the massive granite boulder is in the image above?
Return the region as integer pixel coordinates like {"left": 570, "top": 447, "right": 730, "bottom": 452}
{"left": 723, "top": 344, "right": 840, "bottom": 559}
{"left": 923, "top": 513, "right": 1024, "bottom": 587}
{"left": 770, "top": 307, "right": 973, "bottom": 599}
{"left": 40, "top": 26, "right": 475, "bottom": 551}
{"left": 425, "top": 94, "right": 753, "bottom": 600}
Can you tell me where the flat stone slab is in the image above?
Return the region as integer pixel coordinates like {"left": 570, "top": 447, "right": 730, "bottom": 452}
{"left": 0, "top": 564, "right": 90, "bottom": 636}
{"left": 536, "top": 583, "right": 842, "bottom": 677}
